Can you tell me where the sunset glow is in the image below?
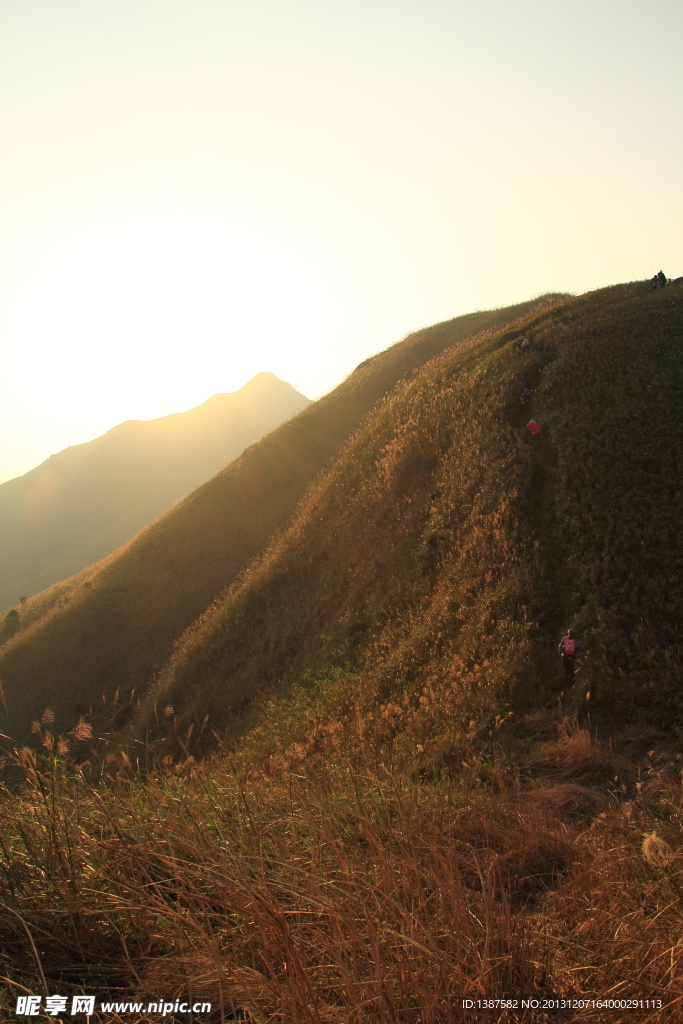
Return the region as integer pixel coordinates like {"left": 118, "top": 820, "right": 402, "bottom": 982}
{"left": 1, "top": 0, "right": 681, "bottom": 482}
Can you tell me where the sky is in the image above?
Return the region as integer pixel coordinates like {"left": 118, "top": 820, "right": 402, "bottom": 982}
{"left": 1, "top": 0, "right": 681, "bottom": 484}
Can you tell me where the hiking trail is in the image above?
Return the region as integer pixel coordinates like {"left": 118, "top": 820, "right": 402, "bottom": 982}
{"left": 506, "top": 355, "right": 578, "bottom": 703}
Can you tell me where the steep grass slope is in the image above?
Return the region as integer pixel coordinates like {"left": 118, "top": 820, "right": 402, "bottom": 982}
{"left": 0, "top": 373, "right": 310, "bottom": 610}
{"left": 0, "top": 297, "right": 551, "bottom": 742}
{"left": 141, "top": 282, "right": 683, "bottom": 761}
{"left": 2, "top": 282, "right": 683, "bottom": 1022}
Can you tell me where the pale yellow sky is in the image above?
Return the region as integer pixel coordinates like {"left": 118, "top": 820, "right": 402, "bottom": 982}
{"left": 1, "top": 0, "right": 681, "bottom": 483}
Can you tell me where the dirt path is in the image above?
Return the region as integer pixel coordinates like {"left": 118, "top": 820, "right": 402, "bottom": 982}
{"left": 508, "top": 362, "right": 577, "bottom": 703}
{"left": 534, "top": 438, "right": 573, "bottom": 630}
{"left": 509, "top": 376, "right": 572, "bottom": 632}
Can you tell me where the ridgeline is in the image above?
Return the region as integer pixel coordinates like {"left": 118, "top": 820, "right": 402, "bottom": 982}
{"left": 139, "top": 280, "right": 683, "bottom": 763}
{"left": 0, "top": 373, "right": 311, "bottom": 610}
{"left": 0, "top": 294, "right": 552, "bottom": 744}
{"left": 1, "top": 280, "right": 683, "bottom": 1021}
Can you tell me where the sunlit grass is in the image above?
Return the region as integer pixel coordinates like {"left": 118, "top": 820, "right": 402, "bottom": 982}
{"left": 1, "top": 279, "right": 682, "bottom": 1018}
{"left": 139, "top": 282, "right": 683, "bottom": 760}
{"left": 1, "top": 725, "right": 682, "bottom": 1021}
{"left": 0, "top": 295, "right": 554, "bottom": 746}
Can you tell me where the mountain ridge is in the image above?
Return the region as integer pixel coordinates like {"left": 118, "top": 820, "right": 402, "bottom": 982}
{"left": 2, "top": 281, "right": 682, "bottom": 1019}
{"left": 0, "top": 372, "right": 310, "bottom": 610}
{"left": 135, "top": 280, "right": 683, "bottom": 758}
{"left": 0, "top": 295, "right": 560, "bottom": 742}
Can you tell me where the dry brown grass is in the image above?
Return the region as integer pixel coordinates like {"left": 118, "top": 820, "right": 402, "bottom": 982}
{"left": 1, "top": 282, "right": 682, "bottom": 1022}
{"left": 0, "top": 294, "right": 553, "bottom": 748}
{"left": 1, "top": 740, "right": 682, "bottom": 1022}
{"left": 525, "top": 782, "right": 611, "bottom": 822}
{"left": 531, "top": 716, "right": 620, "bottom": 783}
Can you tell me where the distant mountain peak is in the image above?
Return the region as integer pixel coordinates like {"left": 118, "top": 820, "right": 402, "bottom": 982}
{"left": 239, "top": 371, "right": 304, "bottom": 393}
{"left": 0, "top": 378, "right": 311, "bottom": 610}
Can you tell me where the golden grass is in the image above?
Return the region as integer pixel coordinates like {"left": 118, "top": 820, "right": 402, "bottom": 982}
{"left": 1, "top": 737, "right": 682, "bottom": 1022}
{"left": 128, "top": 281, "right": 683, "bottom": 765}
{"left": 0, "top": 294, "right": 556, "bottom": 747}
{"left": 1, "top": 280, "right": 682, "bottom": 1020}
{"left": 531, "top": 717, "right": 619, "bottom": 782}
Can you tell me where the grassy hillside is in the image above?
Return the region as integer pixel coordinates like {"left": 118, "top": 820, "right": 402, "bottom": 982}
{"left": 3, "top": 731, "right": 683, "bottom": 1022}
{"left": 0, "top": 296, "right": 551, "bottom": 743}
{"left": 1, "top": 280, "right": 682, "bottom": 1022}
{"left": 0, "top": 373, "right": 310, "bottom": 611}
{"left": 139, "top": 281, "right": 683, "bottom": 766}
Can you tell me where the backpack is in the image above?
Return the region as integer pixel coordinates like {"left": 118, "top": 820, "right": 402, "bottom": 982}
{"left": 563, "top": 637, "right": 577, "bottom": 656}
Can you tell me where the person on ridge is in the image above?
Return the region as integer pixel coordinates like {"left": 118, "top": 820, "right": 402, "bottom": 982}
{"left": 657, "top": 270, "right": 667, "bottom": 287}
{"left": 558, "top": 628, "right": 582, "bottom": 680}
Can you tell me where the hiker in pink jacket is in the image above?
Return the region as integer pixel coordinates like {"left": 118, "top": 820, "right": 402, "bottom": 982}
{"left": 558, "top": 628, "right": 582, "bottom": 680}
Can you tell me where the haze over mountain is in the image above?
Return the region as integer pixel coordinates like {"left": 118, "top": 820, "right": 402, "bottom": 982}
{"left": 1, "top": 282, "right": 681, "bottom": 754}
{"left": 0, "top": 372, "right": 310, "bottom": 611}
{"left": 3, "top": 281, "right": 683, "bottom": 1016}
{"left": 0, "top": 296, "right": 553, "bottom": 741}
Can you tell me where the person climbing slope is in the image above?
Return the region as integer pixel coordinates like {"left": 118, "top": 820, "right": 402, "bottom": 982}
{"left": 558, "top": 628, "right": 582, "bottom": 680}
{"left": 526, "top": 418, "right": 541, "bottom": 437}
